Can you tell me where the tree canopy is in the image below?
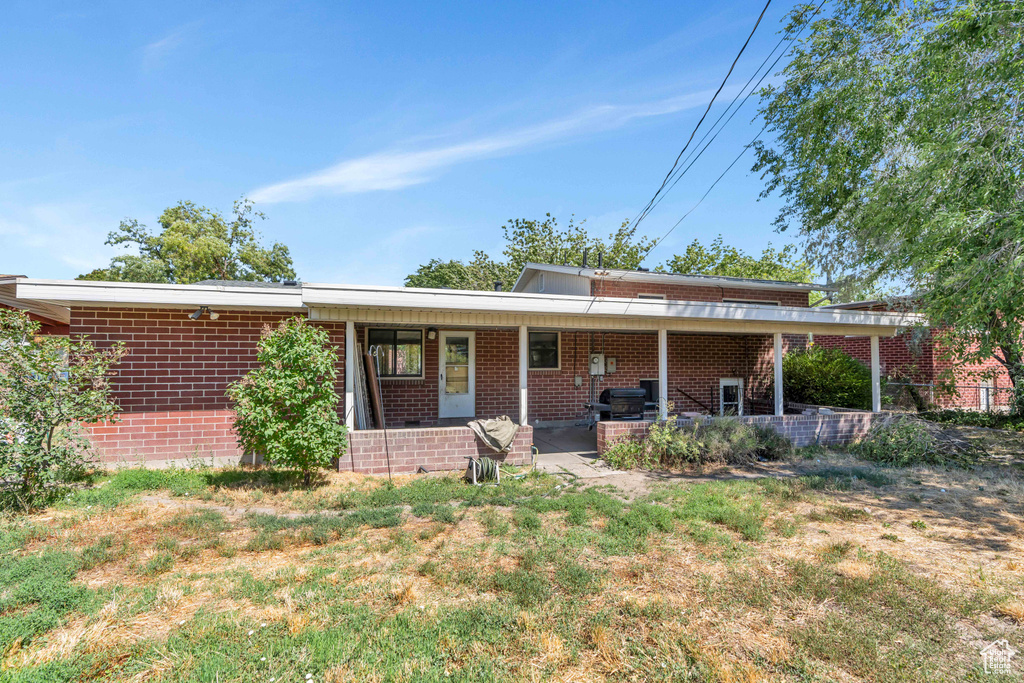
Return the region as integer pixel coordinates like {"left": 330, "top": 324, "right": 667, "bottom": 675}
{"left": 78, "top": 198, "right": 296, "bottom": 284}
{"left": 754, "top": 0, "right": 1024, "bottom": 411}
{"left": 659, "top": 236, "right": 813, "bottom": 283}
{"left": 404, "top": 215, "right": 653, "bottom": 290}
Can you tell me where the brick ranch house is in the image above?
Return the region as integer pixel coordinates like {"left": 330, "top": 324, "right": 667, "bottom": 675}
{"left": 8, "top": 264, "right": 916, "bottom": 474}
{"left": 815, "top": 300, "right": 1014, "bottom": 412}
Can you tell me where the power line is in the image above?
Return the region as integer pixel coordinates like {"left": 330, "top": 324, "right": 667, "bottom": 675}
{"left": 643, "top": 125, "right": 767, "bottom": 259}
{"left": 640, "top": 0, "right": 828, "bottom": 223}
{"left": 628, "top": 0, "right": 773, "bottom": 233}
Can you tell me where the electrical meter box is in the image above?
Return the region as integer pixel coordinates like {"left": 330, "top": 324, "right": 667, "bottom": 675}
{"left": 589, "top": 353, "right": 605, "bottom": 376}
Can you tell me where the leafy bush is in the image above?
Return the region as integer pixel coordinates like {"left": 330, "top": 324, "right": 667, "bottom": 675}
{"left": 920, "top": 409, "right": 1024, "bottom": 432}
{"left": 228, "top": 317, "right": 347, "bottom": 487}
{"left": 602, "top": 417, "right": 793, "bottom": 471}
{"left": 0, "top": 308, "right": 127, "bottom": 512}
{"left": 782, "top": 345, "right": 872, "bottom": 409}
{"left": 854, "top": 415, "right": 980, "bottom": 468}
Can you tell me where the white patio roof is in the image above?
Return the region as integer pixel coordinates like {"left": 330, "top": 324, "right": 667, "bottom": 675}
{"left": 11, "top": 277, "right": 920, "bottom": 336}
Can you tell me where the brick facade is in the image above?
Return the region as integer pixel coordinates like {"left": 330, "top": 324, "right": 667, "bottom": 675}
{"left": 815, "top": 329, "right": 1012, "bottom": 410}
{"left": 596, "top": 412, "right": 879, "bottom": 453}
{"left": 342, "top": 425, "right": 532, "bottom": 475}
{"left": 75, "top": 307, "right": 346, "bottom": 464}
{"left": 590, "top": 279, "right": 811, "bottom": 307}
{"left": 73, "top": 307, "right": 814, "bottom": 467}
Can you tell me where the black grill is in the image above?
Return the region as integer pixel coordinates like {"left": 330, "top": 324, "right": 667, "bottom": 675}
{"left": 598, "top": 388, "right": 647, "bottom": 420}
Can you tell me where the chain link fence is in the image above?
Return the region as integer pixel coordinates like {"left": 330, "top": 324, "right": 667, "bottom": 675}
{"left": 884, "top": 382, "right": 1014, "bottom": 413}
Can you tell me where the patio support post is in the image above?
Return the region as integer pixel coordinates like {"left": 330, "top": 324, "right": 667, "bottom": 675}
{"left": 519, "top": 325, "right": 529, "bottom": 425}
{"left": 658, "top": 329, "right": 668, "bottom": 420}
{"left": 344, "top": 320, "right": 355, "bottom": 430}
{"left": 773, "top": 332, "right": 784, "bottom": 416}
{"left": 871, "top": 335, "right": 881, "bottom": 413}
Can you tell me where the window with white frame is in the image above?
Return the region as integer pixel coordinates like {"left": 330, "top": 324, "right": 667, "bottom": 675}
{"left": 979, "top": 380, "right": 993, "bottom": 411}
{"left": 719, "top": 378, "right": 744, "bottom": 416}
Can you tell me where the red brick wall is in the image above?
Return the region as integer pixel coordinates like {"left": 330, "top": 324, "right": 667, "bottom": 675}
{"left": 366, "top": 328, "right": 791, "bottom": 425}
{"left": 74, "top": 307, "right": 347, "bottom": 463}
{"left": 814, "top": 330, "right": 1012, "bottom": 409}
{"left": 590, "top": 279, "right": 810, "bottom": 307}
{"left": 87, "top": 410, "right": 239, "bottom": 464}
{"left": 596, "top": 413, "right": 879, "bottom": 452}
{"left": 343, "top": 425, "right": 532, "bottom": 475}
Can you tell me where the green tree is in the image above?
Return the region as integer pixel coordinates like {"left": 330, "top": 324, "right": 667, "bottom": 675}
{"left": 405, "top": 215, "right": 653, "bottom": 290}
{"left": 782, "top": 346, "right": 872, "bottom": 410}
{"left": 79, "top": 198, "right": 296, "bottom": 284}
{"left": 754, "top": 0, "right": 1024, "bottom": 412}
{"left": 659, "top": 236, "right": 814, "bottom": 282}
{"left": 227, "top": 318, "right": 346, "bottom": 487}
{"left": 0, "top": 308, "right": 127, "bottom": 511}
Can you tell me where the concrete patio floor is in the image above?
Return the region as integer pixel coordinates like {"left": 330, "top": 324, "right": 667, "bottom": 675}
{"left": 532, "top": 426, "right": 624, "bottom": 479}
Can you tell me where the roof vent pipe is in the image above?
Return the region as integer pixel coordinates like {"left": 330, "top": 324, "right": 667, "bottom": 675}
{"left": 597, "top": 252, "right": 603, "bottom": 268}
{"left": 582, "top": 248, "right": 589, "bottom": 268}
{"left": 493, "top": 281, "right": 502, "bottom": 292}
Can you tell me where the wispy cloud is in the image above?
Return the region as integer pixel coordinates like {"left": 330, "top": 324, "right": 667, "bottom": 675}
{"left": 250, "top": 88, "right": 721, "bottom": 203}
{"left": 142, "top": 22, "right": 199, "bottom": 71}
{"left": 0, "top": 204, "right": 112, "bottom": 273}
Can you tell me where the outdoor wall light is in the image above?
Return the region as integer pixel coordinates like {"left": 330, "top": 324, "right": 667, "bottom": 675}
{"left": 427, "top": 327, "right": 437, "bottom": 340}
{"left": 188, "top": 306, "right": 218, "bottom": 320}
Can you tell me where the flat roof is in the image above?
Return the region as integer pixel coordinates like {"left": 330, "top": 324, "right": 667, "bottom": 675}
{"left": 512, "top": 262, "right": 835, "bottom": 293}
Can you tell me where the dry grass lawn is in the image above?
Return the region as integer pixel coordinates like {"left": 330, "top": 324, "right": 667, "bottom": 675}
{"left": 0, "top": 451, "right": 1021, "bottom": 682}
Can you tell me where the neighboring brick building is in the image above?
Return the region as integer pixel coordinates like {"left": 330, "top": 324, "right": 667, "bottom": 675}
{"left": 9, "top": 264, "right": 914, "bottom": 471}
{"left": 815, "top": 300, "right": 1013, "bottom": 411}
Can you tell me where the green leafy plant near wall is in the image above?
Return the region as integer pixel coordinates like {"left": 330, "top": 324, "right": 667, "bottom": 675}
{"left": 603, "top": 416, "right": 792, "bottom": 471}
{"left": 782, "top": 346, "right": 872, "bottom": 410}
{"left": 0, "top": 308, "right": 126, "bottom": 512}
{"left": 228, "top": 317, "right": 346, "bottom": 487}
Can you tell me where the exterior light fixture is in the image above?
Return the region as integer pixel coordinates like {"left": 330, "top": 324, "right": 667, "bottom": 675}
{"left": 426, "top": 327, "right": 437, "bottom": 340}
{"left": 188, "top": 306, "right": 214, "bottom": 320}
{"left": 208, "top": 310, "right": 220, "bottom": 320}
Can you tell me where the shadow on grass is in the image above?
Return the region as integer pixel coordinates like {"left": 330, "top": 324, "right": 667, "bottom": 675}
{"left": 203, "top": 467, "right": 330, "bottom": 492}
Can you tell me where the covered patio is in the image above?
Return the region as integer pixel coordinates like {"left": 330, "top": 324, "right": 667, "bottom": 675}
{"left": 303, "top": 284, "right": 909, "bottom": 474}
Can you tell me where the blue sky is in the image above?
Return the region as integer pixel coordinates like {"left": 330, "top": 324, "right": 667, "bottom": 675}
{"left": 0, "top": 1, "right": 805, "bottom": 286}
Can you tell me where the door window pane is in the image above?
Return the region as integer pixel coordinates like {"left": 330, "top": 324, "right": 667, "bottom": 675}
{"left": 529, "top": 332, "right": 559, "bottom": 369}
{"left": 445, "top": 338, "right": 469, "bottom": 364}
{"left": 445, "top": 364, "right": 469, "bottom": 394}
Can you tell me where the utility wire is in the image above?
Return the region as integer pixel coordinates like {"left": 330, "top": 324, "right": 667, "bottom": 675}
{"left": 629, "top": 0, "right": 773, "bottom": 232}
{"left": 640, "top": 0, "right": 828, "bottom": 223}
{"left": 640, "top": 0, "right": 829, "bottom": 261}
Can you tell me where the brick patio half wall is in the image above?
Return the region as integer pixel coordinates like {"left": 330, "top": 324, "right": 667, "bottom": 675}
{"left": 596, "top": 413, "right": 879, "bottom": 454}
{"left": 342, "top": 425, "right": 533, "bottom": 475}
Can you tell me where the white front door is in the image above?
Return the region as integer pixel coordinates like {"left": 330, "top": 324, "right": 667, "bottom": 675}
{"left": 439, "top": 331, "right": 475, "bottom": 418}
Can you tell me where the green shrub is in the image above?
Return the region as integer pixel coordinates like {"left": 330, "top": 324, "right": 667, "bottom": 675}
{"left": 603, "top": 418, "right": 793, "bottom": 470}
{"left": 782, "top": 345, "right": 872, "bottom": 409}
{"left": 228, "top": 317, "right": 347, "bottom": 487}
{"left": 854, "top": 416, "right": 980, "bottom": 468}
{"left": 0, "top": 308, "right": 127, "bottom": 512}
{"left": 920, "top": 409, "right": 1024, "bottom": 432}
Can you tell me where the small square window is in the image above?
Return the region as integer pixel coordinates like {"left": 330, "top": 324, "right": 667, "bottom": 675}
{"left": 528, "top": 331, "right": 559, "bottom": 369}
{"left": 367, "top": 329, "right": 423, "bottom": 378}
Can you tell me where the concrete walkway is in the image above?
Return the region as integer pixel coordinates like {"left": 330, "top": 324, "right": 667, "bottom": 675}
{"left": 532, "top": 426, "right": 624, "bottom": 479}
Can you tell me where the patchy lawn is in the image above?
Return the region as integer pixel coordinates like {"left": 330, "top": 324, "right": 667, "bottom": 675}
{"left": 1, "top": 454, "right": 1022, "bottom": 682}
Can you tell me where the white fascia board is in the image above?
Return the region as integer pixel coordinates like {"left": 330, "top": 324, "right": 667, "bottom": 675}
{"left": 0, "top": 282, "right": 71, "bottom": 324}
{"left": 14, "top": 279, "right": 305, "bottom": 311}
{"left": 302, "top": 283, "right": 920, "bottom": 332}
{"left": 513, "top": 262, "right": 834, "bottom": 293}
